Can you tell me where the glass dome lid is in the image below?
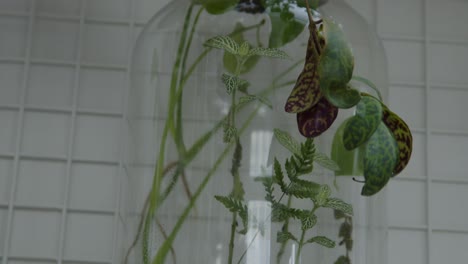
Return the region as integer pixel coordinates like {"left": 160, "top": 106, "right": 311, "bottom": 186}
{"left": 124, "top": 1, "right": 413, "bottom": 264}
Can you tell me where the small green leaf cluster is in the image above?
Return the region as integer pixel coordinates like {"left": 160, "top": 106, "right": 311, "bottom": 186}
{"left": 214, "top": 195, "right": 250, "bottom": 234}
{"left": 204, "top": 36, "right": 286, "bottom": 142}
{"left": 204, "top": 35, "right": 290, "bottom": 60}
{"left": 258, "top": 130, "right": 353, "bottom": 262}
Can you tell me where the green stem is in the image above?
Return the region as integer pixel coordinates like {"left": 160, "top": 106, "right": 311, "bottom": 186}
{"left": 276, "top": 195, "right": 293, "bottom": 264}
{"left": 142, "top": 4, "right": 195, "bottom": 263}
{"left": 228, "top": 211, "right": 238, "bottom": 264}
{"left": 175, "top": 6, "right": 205, "bottom": 156}
{"left": 152, "top": 107, "right": 261, "bottom": 264}
{"left": 295, "top": 230, "right": 306, "bottom": 264}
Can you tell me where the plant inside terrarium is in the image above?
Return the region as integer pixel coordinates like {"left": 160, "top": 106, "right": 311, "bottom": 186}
{"left": 126, "top": 0, "right": 413, "bottom": 263}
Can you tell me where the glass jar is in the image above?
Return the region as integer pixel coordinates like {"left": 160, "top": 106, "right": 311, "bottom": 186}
{"left": 125, "top": 0, "right": 389, "bottom": 264}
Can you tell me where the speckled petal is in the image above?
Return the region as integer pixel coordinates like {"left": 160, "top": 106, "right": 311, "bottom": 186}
{"left": 297, "top": 97, "right": 338, "bottom": 138}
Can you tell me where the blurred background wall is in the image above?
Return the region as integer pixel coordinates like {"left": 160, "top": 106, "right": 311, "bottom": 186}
{"left": 0, "top": 0, "right": 467, "bottom": 263}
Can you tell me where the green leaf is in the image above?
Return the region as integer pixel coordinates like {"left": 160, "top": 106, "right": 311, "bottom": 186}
{"left": 223, "top": 23, "right": 260, "bottom": 74}
{"left": 204, "top": 35, "right": 239, "bottom": 55}
{"left": 323, "top": 198, "right": 353, "bottom": 216}
{"left": 273, "top": 129, "right": 301, "bottom": 156}
{"left": 313, "top": 152, "right": 340, "bottom": 171}
{"left": 331, "top": 118, "right": 365, "bottom": 176}
{"left": 315, "top": 185, "right": 331, "bottom": 206}
{"left": 268, "top": 11, "right": 306, "bottom": 48}
{"left": 323, "top": 84, "right": 362, "bottom": 109}
{"left": 239, "top": 41, "right": 250, "bottom": 56}
{"left": 361, "top": 122, "right": 399, "bottom": 196}
{"left": 343, "top": 95, "right": 383, "bottom": 150}
{"left": 247, "top": 47, "right": 290, "bottom": 59}
{"left": 286, "top": 181, "right": 321, "bottom": 199}
{"left": 214, "top": 195, "right": 247, "bottom": 214}
{"left": 221, "top": 73, "right": 238, "bottom": 95}
{"left": 307, "top": 236, "right": 336, "bottom": 248}
{"left": 197, "top": 0, "right": 237, "bottom": 14}
{"left": 334, "top": 256, "right": 351, "bottom": 264}
{"left": 318, "top": 18, "right": 356, "bottom": 108}
{"left": 273, "top": 158, "right": 286, "bottom": 190}
{"left": 277, "top": 231, "right": 297, "bottom": 243}
{"left": 301, "top": 214, "right": 317, "bottom": 230}
{"left": 238, "top": 79, "right": 250, "bottom": 93}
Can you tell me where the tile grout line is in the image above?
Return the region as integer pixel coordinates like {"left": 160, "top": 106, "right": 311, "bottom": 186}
{"left": 56, "top": 1, "right": 86, "bottom": 263}
{"left": 1, "top": 1, "right": 36, "bottom": 263}
{"left": 111, "top": 0, "right": 137, "bottom": 261}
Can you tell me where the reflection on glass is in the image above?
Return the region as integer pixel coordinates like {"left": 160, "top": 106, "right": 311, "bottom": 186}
{"left": 249, "top": 130, "right": 273, "bottom": 177}
{"left": 246, "top": 200, "right": 271, "bottom": 264}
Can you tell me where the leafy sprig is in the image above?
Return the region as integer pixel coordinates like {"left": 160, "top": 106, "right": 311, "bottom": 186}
{"left": 258, "top": 130, "right": 353, "bottom": 264}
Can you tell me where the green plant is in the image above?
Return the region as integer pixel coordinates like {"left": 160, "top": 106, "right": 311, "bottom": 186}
{"left": 128, "top": 0, "right": 413, "bottom": 263}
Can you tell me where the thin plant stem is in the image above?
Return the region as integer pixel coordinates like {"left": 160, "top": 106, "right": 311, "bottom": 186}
{"left": 152, "top": 107, "right": 261, "bottom": 264}
{"left": 276, "top": 195, "right": 293, "bottom": 264}
{"left": 228, "top": 211, "right": 238, "bottom": 264}
{"left": 125, "top": 161, "right": 178, "bottom": 264}
{"left": 175, "top": 6, "right": 205, "bottom": 155}
{"left": 142, "top": 4, "right": 195, "bottom": 263}
{"left": 295, "top": 230, "right": 307, "bottom": 264}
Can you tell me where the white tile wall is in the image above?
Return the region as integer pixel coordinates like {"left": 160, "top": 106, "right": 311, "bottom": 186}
{"left": 0, "top": 0, "right": 467, "bottom": 264}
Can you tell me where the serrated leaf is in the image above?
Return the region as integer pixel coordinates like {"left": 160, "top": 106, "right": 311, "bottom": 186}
{"left": 324, "top": 198, "right": 353, "bottom": 216}
{"left": 277, "top": 231, "right": 297, "bottom": 243}
{"left": 361, "top": 122, "right": 399, "bottom": 196}
{"left": 301, "top": 214, "right": 317, "bottom": 230}
{"left": 204, "top": 35, "right": 239, "bottom": 55}
{"left": 331, "top": 117, "right": 365, "bottom": 176}
{"left": 221, "top": 73, "right": 238, "bottom": 95}
{"left": 307, "top": 236, "right": 336, "bottom": 248}
{"left": 214, "top": 195, "right": 246, "bottom": 214}
{"left": 313, "top": 152, "right": 340, "bottom": 171}
{"left": 273, "top": 158, "right": 286, "bottom": 189}
{"left": 273, "top": 129, "right": 301, "bottom": 156}
{"left": 343, "top": 95, "right": 382, "bottom": 150}
{"left": 247, "top": 47, "right": 289, "bottom": 59}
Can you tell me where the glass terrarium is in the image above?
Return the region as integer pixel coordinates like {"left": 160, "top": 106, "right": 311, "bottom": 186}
{"left": 123, "top": 0, "right": 408, "bottom": 264}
